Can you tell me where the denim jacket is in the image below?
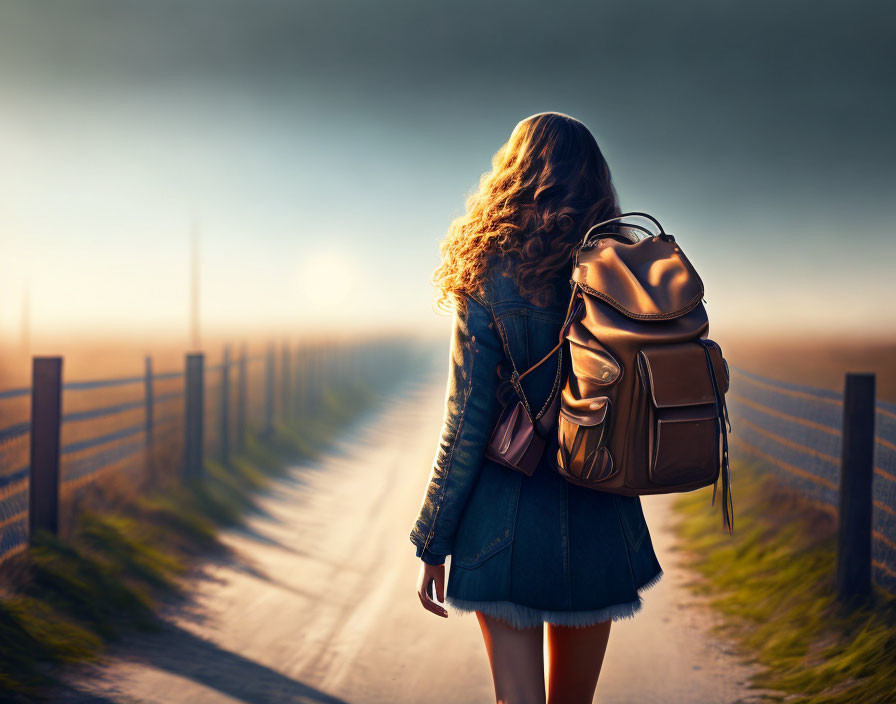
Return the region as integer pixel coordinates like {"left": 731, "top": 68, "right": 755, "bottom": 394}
{"left": 409, "top": 263, "right": 571, "bottom": 565}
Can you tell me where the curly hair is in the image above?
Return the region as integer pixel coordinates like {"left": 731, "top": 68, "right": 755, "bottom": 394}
{"left": 433, "top": 112, "right": 620, "bottom": 310}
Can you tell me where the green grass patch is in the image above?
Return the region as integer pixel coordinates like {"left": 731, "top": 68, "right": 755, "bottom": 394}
{"left": 674, "top": 463, "right": 896, "bottom": 703}
{"left": 0, "top": 370, "right": 404, "bottom": 702}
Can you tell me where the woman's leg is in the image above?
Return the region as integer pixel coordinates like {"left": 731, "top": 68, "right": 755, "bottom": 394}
{"left": 545, "top": 620, "right": 611, "bottom": 704}
{"left": 476, "top": 611, "right": 546, "bottom": 704}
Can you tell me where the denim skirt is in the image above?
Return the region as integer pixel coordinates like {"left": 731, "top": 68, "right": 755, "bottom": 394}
{"left": 445, "top": 445, "right": 663, "bottom": 630}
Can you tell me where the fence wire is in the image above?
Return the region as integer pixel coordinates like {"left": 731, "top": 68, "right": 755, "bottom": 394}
{"left": 729, "top": 366, "right": 896, "bottom": 590}
{"left": 5, "top": 350, "right": 896, "bottom": 590}
{"left": 0, "top": 348, "right": 325, "bottom": 563}
{"left": 0, "top": 362, "right": 189, "bottom": 562}
{"left": 0, "top": 393, "right": 31, "bottom": 560}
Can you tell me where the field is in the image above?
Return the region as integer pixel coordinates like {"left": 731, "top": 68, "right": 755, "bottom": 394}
{"left": 723, "top": 334, "right": 896, "bottom": 402}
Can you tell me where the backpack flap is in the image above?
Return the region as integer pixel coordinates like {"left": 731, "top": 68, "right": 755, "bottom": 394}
{"left": 557, "top": 396, "right": 614, "bottom": 484}
{"left": 574, "top": 235, "right": 704, "bottom": 320}
{"left": 568, "top": 338, "right": 621, "bottom": 385}
{"left": 639, "top": 342, "right": 717, "bottom": 408}
{"left": 559, "top": 395, "right": 609, "bottom": 426}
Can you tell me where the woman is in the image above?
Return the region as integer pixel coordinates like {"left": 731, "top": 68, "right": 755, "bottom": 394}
{"left": 409, "top": 112, "right": 663, "bottom": 704}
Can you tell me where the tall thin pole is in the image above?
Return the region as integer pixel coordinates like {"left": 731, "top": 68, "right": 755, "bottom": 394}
{"left": 190, "top": 219, "right": 201, "bottom": 350}
{"left": 184, "top": 353, "right": 205, "bottom": 479}
{"left": 144, "top": 356, "right": 155, "bottom": 483}
{"left": 220, "top": 345, "right": 231, "bottom": 466}
{"left": 264, "top": 343, "right": 275, "bottom": 437}
{"left": 237, "top": 342, "right": 248, "bottom": 451}
{"left": 20, "top": 282, "right": 31, "bottom": 357}
{"left": 281, "top": 340, "right": 292, "bottom": 419}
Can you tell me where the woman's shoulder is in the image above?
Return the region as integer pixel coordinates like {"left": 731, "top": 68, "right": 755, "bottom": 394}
{"left": 477, "top": 258, "right": 569, "bottom": 316}
{"left": 479, "top": 263, "right": 521, "bottom": 305}
{"left": 473, "top": 254, "right": 522, "bottom": 302}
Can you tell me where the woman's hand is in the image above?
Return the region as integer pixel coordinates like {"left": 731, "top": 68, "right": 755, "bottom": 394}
{"left": 416, "top": 561, "right": 447, "bottom": 618}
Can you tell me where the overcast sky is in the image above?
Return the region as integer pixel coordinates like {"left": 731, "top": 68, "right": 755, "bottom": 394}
{"left": 0, "top": 0, "right": 893, "bottom": 344}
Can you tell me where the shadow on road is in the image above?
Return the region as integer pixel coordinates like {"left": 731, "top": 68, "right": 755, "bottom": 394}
{"left": 60, "top": 624, "right": 349, "bottom": 704}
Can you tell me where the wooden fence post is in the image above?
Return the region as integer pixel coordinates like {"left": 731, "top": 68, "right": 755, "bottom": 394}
{"left": 220, "top": 346, "right": 231, "bottom": 466}
{"left": 264, "top": 344, "right": 275, "bottom": 437}
{"left": 237, "top": 343, "right": 247, "bottom": 451}
{"left": 184, "top": 353, "right": 205, "bottom": 479}
{"left": 29, "top": 356, "right": 63, "bottom": 537}
{"left": 144, "top": 355, "right": 155, "bottom": 483}
{"left": 836, "top": 372, "right": 875, "bottom": 603}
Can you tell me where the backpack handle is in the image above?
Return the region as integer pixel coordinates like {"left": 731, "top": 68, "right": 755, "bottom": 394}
{"left": 582, "top": 211, "right": 666, "bottom": 246}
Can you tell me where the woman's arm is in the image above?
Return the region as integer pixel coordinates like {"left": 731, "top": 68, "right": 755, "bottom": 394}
{"left": 409, "top": 292, "right": 503, "bottom": 564}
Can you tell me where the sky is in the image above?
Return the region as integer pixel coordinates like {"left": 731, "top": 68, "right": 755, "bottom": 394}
{"left": 0, "top": 0, "right": 894, "bottom": 346}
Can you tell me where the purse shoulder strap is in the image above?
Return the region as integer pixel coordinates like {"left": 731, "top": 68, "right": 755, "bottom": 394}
{"left": 492, "top": 285, "right": 579, "bottom": 421}
{"left": 517, "top": 285, "right": 579, "bottom": 383}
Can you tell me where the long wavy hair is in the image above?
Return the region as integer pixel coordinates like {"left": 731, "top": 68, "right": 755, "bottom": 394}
{"left": 433, "top": 112, "right": 620, "bottom": 310}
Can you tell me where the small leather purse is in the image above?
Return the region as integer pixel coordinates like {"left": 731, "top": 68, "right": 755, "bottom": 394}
{"left": 485, "top": 384, "right": 559, "bottom": 476}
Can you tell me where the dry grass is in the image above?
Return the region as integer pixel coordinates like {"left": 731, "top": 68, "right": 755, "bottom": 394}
{"left": 674, "top": 464, "right": 896, "bottom": 703}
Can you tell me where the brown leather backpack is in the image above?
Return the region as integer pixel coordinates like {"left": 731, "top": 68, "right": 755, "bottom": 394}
{"left": 486, "top": 212, "right": 733, "bottom": 531}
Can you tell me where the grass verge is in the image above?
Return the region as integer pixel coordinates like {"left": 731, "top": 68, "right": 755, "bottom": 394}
{"left": 673, "top": 462, "right": 896, "bottom": 704}
{"left": 0, "top": 378, "right": 388, "bottom": 701}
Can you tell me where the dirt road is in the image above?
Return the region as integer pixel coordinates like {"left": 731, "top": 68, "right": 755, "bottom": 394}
{"left": 60, "top": 378, "right": 761, "bottom": 704}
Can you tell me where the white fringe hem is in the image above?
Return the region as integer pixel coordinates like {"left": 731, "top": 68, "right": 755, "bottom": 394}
{"left": 446, "top": 569, "right": 664, "bottom": 630}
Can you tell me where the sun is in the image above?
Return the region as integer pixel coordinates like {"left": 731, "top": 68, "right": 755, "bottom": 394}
{"left": 291, "top": 247, "right": 361, "bottom": 318}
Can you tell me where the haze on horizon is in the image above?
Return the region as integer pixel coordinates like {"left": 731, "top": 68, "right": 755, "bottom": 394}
{"left": 0, "top": 0, "right": 893, "bottom": 345}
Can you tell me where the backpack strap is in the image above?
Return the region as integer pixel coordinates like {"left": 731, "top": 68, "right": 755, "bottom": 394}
{"left": 581, "top": 211, "right": 666, "bottom": 246}
{"left": 700, "top": 339, "right": 734, "bottom": 533}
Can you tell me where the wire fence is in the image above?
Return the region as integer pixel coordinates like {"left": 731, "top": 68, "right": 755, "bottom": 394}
{"left": 0, "top": 380, "right": 34, "bottom": 559}
{"left": 0, "top": 339, "right": 411, "bottom": 564}
{"left": 6, "top": 343, "right": 889, "bottom": 590}
{"left": 728, "top": 366, "right": 896, "bottom": 591}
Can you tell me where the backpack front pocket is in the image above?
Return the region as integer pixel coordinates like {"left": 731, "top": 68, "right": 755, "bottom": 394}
{"left": 638, "top": 343, "right": 722, "bottom": 486}
{"left": 556, "top": 338, "right": 622, "bottom": 484}
{"left": 650, "top": 405, "right": 719, "bottom": 484}
{"left": 557, "top": 396, "right": 616, "bottom": 483}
